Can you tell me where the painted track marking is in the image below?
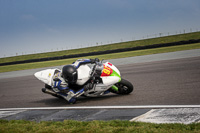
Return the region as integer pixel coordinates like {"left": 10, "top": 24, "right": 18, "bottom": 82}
{"left": 1, "top": 105, "right": 200, "bottom": 111}
{"left": 0, "top": 110, "right": 26, "bottom": 118}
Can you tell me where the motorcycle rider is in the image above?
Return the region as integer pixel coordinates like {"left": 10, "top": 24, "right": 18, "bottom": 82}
{"left": 52, "top": 58, "right": 102, "bottom": 104}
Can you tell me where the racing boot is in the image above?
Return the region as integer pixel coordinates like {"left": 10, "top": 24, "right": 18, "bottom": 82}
{"left": 55, "top": 89, "right": 76, "bottom": 104}
{"left": 66, "top": 88, "right": 85, "bottom": 104}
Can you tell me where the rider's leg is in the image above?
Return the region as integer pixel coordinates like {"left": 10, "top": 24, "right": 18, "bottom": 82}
{"left": 58, "top": 81, "right": 95, "bottom": 104}
{"left": 63, "top": 88, "right": 85, "bottom": 104}
{"left": 66, "top": 82, "right": 95, "bottom": 104}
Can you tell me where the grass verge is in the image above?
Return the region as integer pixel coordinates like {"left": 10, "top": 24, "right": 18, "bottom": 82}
{"left": 0, "top": 120, "right": 200, "bottom": 133}
{"left": 0, "top": 32, "right": 200, "bottom": 64}
{"left": 0, "top": 43, "right": 200, "bottom": 73}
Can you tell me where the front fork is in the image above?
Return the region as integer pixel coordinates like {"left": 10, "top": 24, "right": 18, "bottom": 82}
{"left": 111, "top": 77, "right": 121, "bottom": 92}
{"left": 111, "top": 85, "right": 118, "bottom": 92}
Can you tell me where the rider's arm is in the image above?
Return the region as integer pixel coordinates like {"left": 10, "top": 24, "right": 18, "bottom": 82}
{"left": 75, "top": 58, "right": 99, "bottom": 69}
{"left": 53, "top": 79, "right": 69, "bottom": 90}
{"left": 53, "top": 71, "right": 69, "bottom": 90}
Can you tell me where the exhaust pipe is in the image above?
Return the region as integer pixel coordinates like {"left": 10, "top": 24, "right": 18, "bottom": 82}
{"left": 42, "top": 88, "right": 57, "bottom": 95}
{"left": 42, "top": 88, "right": 64, "bottom": 99}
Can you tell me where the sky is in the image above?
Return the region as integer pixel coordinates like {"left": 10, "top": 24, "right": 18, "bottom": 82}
{"left": 0, "top": 0, "right": 200, "bottom": 58}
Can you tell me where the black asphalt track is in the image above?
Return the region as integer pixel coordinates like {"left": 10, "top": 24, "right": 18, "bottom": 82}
{"left": 0, "top": 56, "right": 200, "bottom": 108}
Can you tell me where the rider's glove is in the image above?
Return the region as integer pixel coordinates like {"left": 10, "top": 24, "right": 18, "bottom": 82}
{"left": 90, "top": 59, "right": 95, "bottom": 63}
{"left": 90, "top": 58, "right": 100, "bottom": 63}
{"left": 94, "top": 58, "right": 100, "bottom": 62}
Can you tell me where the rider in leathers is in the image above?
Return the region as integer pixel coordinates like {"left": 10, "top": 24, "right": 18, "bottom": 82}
{"left": 52, "top": 58, "right": 102, "bottom": 104}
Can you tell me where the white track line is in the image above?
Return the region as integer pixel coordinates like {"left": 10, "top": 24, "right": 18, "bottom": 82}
{"left": 0, "top": 105, "right": 200, "bottom": 111}
{"left": 0, "top": 110, "right": 25, "bottom": 118}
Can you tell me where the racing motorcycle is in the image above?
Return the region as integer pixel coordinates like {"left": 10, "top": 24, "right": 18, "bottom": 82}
{"left": 34, "top": 59, "right": 134, "bottom": 103}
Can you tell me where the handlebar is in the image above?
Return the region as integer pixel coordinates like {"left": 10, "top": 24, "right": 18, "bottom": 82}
{"left": 90, "top": 58, "right": 104, "bottom": 77}
{"left": 91, "top": 58, "right": 104, "bottom": 64}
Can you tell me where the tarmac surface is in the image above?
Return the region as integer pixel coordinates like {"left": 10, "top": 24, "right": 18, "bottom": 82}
{"left": 0, "top": 55, "right": 200, "bottom": 108}
{"left": 0, "top": 49, "right": 200, "bottom": 122}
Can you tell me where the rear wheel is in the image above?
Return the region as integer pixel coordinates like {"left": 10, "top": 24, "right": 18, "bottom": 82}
{"left": 111, "top": 79, "right": 134, "bottom": 95}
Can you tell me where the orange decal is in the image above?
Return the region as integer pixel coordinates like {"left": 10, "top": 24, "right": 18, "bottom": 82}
{"left": 101, "top": 65, "right": 113, "bottom": 76}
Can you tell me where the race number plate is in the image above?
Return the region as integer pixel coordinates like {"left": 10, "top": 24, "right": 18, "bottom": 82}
{"left": 101, "top": 65, "right": 113, "bottom": 76}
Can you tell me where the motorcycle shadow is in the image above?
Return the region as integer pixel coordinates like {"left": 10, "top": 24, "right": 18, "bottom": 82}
{"left": 33, "top": 98, "right": 68, "bottom": 106}
{"left": 35, "top": 94, "right": 125, "bottom": 106}
{"left": 77, "top": 94, "right": 122, "bottom": 103}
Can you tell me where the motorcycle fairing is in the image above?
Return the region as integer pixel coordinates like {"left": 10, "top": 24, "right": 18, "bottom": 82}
{"left": 34, "top": 69, "right": 59, "bottom": 86}
{"left": 102, "top": 62, "right": 121, "bottom": 82}
{"left": 76, "top": 65, "right": 91, "bottom": 86}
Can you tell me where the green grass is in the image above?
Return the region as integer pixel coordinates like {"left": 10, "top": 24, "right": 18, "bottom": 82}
{"left": 1, "top": 31, "right": 200, "bottom": 64}
{"left": 0, "top": 42, "right": 200, "bottom": 73}
{"left": 0, "top": 120, "right": 200, "bottom": 133}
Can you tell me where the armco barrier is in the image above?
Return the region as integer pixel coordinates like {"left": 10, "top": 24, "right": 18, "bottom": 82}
{"left": 0, "top": 39, "right": 200, "bottom": 66}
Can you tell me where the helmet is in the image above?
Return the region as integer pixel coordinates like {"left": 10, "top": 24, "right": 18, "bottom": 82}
{"left": 62, "top": 65, "right": 77, "bottom": 84}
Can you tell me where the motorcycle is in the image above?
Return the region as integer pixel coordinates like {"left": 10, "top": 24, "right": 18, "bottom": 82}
{"left": 34, "top": 59, "right": 134, "bottom": 103}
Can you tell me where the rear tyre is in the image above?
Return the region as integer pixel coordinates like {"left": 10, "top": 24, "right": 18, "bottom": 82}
{"left": 114, "top": 78, "right": 134, "bottom": 95}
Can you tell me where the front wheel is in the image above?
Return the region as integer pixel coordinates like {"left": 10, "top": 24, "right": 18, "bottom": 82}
{"left": 112, "top": 79, "right": 134, "bottom": 95}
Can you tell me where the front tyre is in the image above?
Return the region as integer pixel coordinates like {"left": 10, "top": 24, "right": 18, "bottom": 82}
{"left": 115, "top": 79, "right": 134, "bottom": 95}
